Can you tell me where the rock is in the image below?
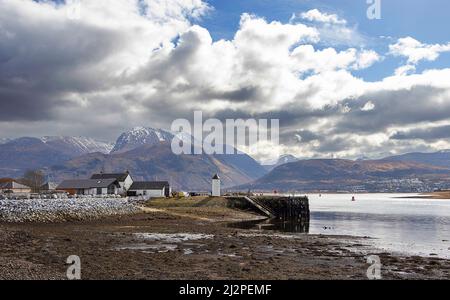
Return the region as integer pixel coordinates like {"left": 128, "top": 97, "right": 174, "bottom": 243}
{"left": 0, "top": 198, "right": 139, "bottom": 223}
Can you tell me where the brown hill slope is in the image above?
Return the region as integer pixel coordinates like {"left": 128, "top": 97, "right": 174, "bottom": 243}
{"left": 47, "top": 143, "right": 266, "bottom": 190}
{"left": 235, "top": 159, "right": 450, "bottom": 192}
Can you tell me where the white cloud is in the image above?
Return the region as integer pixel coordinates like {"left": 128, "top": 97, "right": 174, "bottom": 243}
{"left": 1, "top": 1, "right": 450, "bottom": 161}
{"left": 389, "top": 37, "right": 450, "bottom": 76}
{"left": 361, "top": 101, "right": 375, "bottom": 111}
{"left": 394, "top": 64, "right": 416, "bottom": 76}
{"left": 290, "top": 9, "right": 366, "bottom": 47}
{"left": 389, "top": 37, "right": 450, "bottom": 65}
{"left": 298, "top": 9, "right": 347, "bottom": 25}
{"left": 291, "top": 46, "right": 379, "bottom": 73}
{"left": 353, "top": 50, "right": 382, "bottom": 70}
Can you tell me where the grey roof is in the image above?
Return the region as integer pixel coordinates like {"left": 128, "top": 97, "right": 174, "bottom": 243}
{"left": 91, "top": 173, "right": 130, "bottom": 182}
{"left": 57, "top": 179, "right": 119, "bottom": 190}
{"left": 129, "top": 181, "right": 169, "bottom": 190}
{"left": 0, "top": 181, "right": 30, "bottom": 189}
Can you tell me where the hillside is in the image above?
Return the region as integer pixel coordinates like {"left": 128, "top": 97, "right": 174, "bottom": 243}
{"left": 0, "top": 138, "right": 72, "bottom": 178}
{"left": 236, "top": 159, "right": 450, "bottom": 192}
{"left": 385, "top": 150, "right": 450, "bottom": 168}
{"left": 47, "top": 143, "right": 267, "bottom": 190}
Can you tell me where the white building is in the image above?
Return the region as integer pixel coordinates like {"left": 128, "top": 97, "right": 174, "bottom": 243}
{"left": 56, "top": 179, "right": 120, "bottom": 196}
{"left": 90, "top": 172, "right": 133, "bottom": 194}
{"left": 212, "top": 174, "right": 221, "bottom": 197}
{"left": 128, "top": 181, "right": 171, "bottom": 198}
{"left": 0, "top": 180, "right": 31, "bottom": 194}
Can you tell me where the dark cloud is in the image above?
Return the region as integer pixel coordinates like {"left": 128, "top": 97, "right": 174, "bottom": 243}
{"left": 334, "top": 86, "right": 450, "bottom": 134}
{"left": 294, "top": 130, "right": 320, "bottom": 143}
{"left": 0, "top": 88, "right": 57, "bottom": 121}
{"left": 0, "top": 8, "right": 126, "bottom": 122}
{"left": 1, "top": 1, "right": 450, "bottom": 161}
{"left": 391, "top": 125, "right": 450, "bottom": 141}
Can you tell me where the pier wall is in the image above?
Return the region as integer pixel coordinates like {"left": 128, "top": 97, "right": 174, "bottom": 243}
{"left": 227, "top": 195, "right": 310, "bottom": 224}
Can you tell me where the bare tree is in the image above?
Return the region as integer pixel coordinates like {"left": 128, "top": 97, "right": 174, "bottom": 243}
{"left": 22, "top": 170, "right": 46, "bottom": 193}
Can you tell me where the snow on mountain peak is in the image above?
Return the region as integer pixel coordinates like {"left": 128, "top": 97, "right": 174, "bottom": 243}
{"left": 40, "top": 136, "right": 114, "bottom": 155}
{"left": 111, "top": 127, "right": 174, "bottom": 153}
{"left": 262, "top": 154, "right": 298, "bottom": 167}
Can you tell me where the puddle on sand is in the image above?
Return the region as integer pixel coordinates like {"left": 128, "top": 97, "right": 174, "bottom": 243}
{"left": 115, "top": 233, "right": 214, "bottom": 254}
{"left": 116, "top": 243, "right": 178, "bottom": 253}
{"left": 134, "top": 233, "right": 213, "bottom": 242}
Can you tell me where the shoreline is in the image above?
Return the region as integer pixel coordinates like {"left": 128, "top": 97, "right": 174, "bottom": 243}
{"left": 393, "top": 192, "right": 450, "bottom": 200}
{"left": 1, "top": 197, "right": 450, "bottom": 280}
{"left": 421, "top": 191, "right": 450, "bottom": 199}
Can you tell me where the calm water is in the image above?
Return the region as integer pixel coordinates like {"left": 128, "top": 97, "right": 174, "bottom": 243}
{"left": 232, "top": 193, "right": 450, "bottom": 259}
{"left": 309, "top": 193, "right": 450, "bottom": 259}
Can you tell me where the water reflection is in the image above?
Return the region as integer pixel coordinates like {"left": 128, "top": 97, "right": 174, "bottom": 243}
{"left": 308, "top": 194, "right": 450, "bottom": 258}
{"left": 229, "top": 217, "right": 310, "bottom": 233}
{"left": 230, "top": 194, "right": 450, "bottom": 258}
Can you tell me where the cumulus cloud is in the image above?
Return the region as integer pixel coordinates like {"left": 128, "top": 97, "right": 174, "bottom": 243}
{"left": 0, "top": 0, "right": 208, "bottom": 124}
{"left": 1, "top": 1, "right": 450, "bottom": 161}
{"left": 389, "top": 37, "right": 450, "bottom": 75}
{"left": 290, "top": 8, "right": 366, "bottom": 47}
{"left": 297, "top": 9, "right": 347, "bottom": 25}
{"left": 389, "top": 37, "right": 450, "bottom": 64}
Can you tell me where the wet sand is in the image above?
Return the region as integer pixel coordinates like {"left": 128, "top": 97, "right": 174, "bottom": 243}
{"left": 1, "top": 200, "right": 450, "bottom": 280}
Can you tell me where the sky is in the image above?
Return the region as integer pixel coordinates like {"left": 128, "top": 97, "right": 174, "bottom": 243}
{"left": 1, "top": 0, "right": 450, "bottom": 162}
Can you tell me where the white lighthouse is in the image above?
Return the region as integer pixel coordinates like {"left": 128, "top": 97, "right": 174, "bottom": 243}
{"left": 212, "top": 174, "right": 221, "bottom": 197}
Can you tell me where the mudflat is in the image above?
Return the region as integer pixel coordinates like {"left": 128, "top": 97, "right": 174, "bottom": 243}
{"left": 1, "top": 198, "right": 449, "bottom": 280}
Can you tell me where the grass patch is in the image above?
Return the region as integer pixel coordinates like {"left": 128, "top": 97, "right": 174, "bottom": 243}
{"left": 145, "top": 196, "right": 229, "bottom": 208}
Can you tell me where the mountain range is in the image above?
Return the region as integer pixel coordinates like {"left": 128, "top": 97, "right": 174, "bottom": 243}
{"left": 237, "top": 159, "right": 450, "bottom": 192}
{"left": 0, "top": 128, "right": 266, "bottom": 190}
{"left": 2, "top": 127, "right": 450, "bottom": 192}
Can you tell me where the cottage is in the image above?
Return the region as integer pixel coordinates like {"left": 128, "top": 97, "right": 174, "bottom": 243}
{"left": 0, "top": 180, "right": 31, "bottom": 194}
{"left": 90, "top": 172, "right": 133, "bottom": 194}
{"left": 127, "top": 181, "right": 171, "bottom": 198}
{"left": 56, "top": 179, "right": 120, "bottom": 196}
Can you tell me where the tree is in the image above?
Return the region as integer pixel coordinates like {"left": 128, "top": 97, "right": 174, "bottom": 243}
{"left": 22, "top": 170, "right": 46, "bottom": 193}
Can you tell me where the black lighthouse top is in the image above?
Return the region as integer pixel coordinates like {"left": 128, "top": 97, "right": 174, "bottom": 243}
{"left": 212, "top": 174, "right": 220, "bottom": 180}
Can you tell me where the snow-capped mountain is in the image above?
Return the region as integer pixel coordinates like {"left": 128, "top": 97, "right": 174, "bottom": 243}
{"left": 41, "top": 136, "right": 114, "bottom": 156}
{"left": 111, "top": 127, "right": 175, "bottom": 153}
{"left": 0, "top": 136, "right": 114, "bottom": 177}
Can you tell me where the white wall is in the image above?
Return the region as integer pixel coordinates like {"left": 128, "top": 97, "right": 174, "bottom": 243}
{"left": 123, "top": 175, "right": 134, "bottom": 191}
{"left": 133, "top": 188, "right": 165, "bottom": 198}
{"left": 212, "top": 179, "right": 221, "bottom": 196}
{"left": 81, "top": 187, "right": 116, "bottom": 195}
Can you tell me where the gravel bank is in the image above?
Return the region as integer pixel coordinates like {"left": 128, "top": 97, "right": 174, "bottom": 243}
{"left": 0, "top": 198, "right": 140, "bottom": 223}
